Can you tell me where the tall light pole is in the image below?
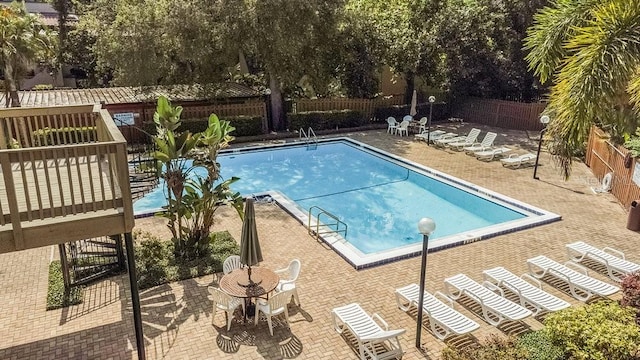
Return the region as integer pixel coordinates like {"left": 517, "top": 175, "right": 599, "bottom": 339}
{"left": 416, "top": 217, "right": 436, "bottom": 349}
{"left": 427, "top": 96, "right": 436, "bottom": 146}
{"left": 533, "top": 115, "right": 550, "bottom": 180}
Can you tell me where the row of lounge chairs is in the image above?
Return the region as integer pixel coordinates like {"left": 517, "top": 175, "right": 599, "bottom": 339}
{"left": 331, "top": 241, "right": 638, "bottom": 359}
{"left": 414, "top": 127, "right": 537, "bottom": 168}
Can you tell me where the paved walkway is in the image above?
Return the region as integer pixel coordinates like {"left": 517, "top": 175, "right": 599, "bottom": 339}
{"left": 0, "top": 125, "right": 636, "bottom": 359}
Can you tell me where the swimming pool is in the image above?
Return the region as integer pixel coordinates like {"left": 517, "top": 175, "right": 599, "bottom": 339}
{"left": 134, "top": 138, "right": 560, "bottom": 268}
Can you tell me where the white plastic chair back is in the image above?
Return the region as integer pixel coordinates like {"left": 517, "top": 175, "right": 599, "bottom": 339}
{"left": 208, "top": 286, "right": 231, "bottom": 308}
{"left": 223, "top": 255, "right": 242, "bottom": 275}
{"left": 418, "top": 117, "right": 428, "bottom": 125}
{"left": 268, "top": 290, "right": 291, "bottom": 314}
{"left": 386, "top": 117, "right": 397, "bottom": 125}
{"left": 403, "top": 115, "right": 413, "bottom": 122}
{"left": 287, "top": 259, "right": 301, "bottom": 281}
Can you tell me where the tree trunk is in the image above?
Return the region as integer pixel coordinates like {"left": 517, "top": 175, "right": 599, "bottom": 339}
{"left": 4, "top": 61, "right": 21, "bottom": 107}
{"left": 269, "top": 74, "right": 284, "bottom": 131}
{"left": 404, "top": 70, "right": 415, "bottom": 105}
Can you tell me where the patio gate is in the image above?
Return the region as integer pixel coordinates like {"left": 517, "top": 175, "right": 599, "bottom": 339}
{"left": 59, "top": 235, "right": 126, "bottom": 289}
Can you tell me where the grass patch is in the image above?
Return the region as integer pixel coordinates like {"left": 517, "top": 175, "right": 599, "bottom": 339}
{"left": 134, "top": 230, "right": 239, "bottom": 290}
{"left": 46, "top": 260, "right": 83, "bottom": 310}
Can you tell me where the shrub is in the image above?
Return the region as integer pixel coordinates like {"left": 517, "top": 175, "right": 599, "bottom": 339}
{"left": 621, "top": 271, "right": 640, "bottom": 325}
{"left": 441, "top": 335, "right": 527, "bottom": 360}
{"left": 134, "top": 230, "right": 239, "bottom": 290}
{"left": 33, "top": 126, "right": 97, "bottom": 146}
{"left": 517, "top": 330, "right": 565, "bottom": 360}
{"left": 287, "top": 109, "right": 367, "bottom": 131}
{"left": 143, "top": 115, "right": 264, "bottom": 137}
{"left": 544, "top": 300, "right": 640, "bottom": 360}
{"left": 46, "top": 260, "right": 84, "bottom": 310}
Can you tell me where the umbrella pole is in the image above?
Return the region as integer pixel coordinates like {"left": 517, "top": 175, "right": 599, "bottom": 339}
{"left": 247, "top": 266, "right": 252, "bottom": 284}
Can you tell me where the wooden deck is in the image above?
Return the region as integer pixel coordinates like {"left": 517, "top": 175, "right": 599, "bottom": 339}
{"left": 0, "top": 105, "right": 134, "bottom": 254}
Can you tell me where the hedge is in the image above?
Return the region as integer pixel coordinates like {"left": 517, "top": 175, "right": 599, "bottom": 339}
{"left": 143, "top": 115, "right": 263, "bottom": 137}
{"left": 287, "top": 110, "right": 367, "bottom": 131}
{"left": 32, "top": 126, "right": 97, "bottom": 146}
{"left": 373, "top": 103, "right": 450, "bottom": 123}
{"left": 46, "top": 260, "right": 84, "bottom": 310}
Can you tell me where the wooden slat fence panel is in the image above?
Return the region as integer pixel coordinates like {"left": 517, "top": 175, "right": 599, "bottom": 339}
{"left": 452, "top": 98, "right": 547, "bottom": 131}
{"left": 585, "top": 126, "right": 640, "bottom": 209}
{"left": 295, "top": 96, "right": 404, "bottom": 120}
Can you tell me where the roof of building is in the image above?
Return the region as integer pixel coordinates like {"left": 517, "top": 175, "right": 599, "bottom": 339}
{"left": 0, "top": 84, "right": 264, "bottom": 108}
{"left": 0, "top": 1, "right": 78, "bottom": 26}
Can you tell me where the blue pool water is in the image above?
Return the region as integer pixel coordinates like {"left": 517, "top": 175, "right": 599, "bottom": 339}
{"left": 134, "top": 140, "right": 532, "bottom": 255}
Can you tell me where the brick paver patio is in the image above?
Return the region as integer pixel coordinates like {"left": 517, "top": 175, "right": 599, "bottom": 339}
{"left": 0, "top": 125, "right": 636, "bottom": 359}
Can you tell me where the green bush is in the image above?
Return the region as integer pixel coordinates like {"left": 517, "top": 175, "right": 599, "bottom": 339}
{"left": 287, "top": 110, "right": 367, "bottom": 131}
{"left": 441, "top": 335, "right": 528, "bottom": 360}
{"left": 134, "top": 230, "right": 239, "bottom": 290}
{"left": 544, "top": 301, "right": 640, "bottom": 360}
{"left": 517, "top": 330, "right": 565, "bottom": 360}
{"left": 46, "top": 260, "right": 84, "bottom": 310}
{"left": 33, "top": 126, "right": 97, "bottom": 146}
{"left": 143, "top": 115, "right": 263, "bottom": 137}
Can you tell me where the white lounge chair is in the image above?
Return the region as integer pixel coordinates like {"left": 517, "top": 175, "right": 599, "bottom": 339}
{"left": 500, "top": 153, "right": 536, "bottom": 168}
{"left": 443, "top": 273, "right": 532, "bottom": 326}
{"left": 386, "top": 117, "right": 399, "bottom": 134}
{"left": 395, "top": 120, "right": 410, "bottom": 137}
{"left": 332, "top": 303, "right": 405, "bottom": 360}
{"left": 447, "top": 130, "right": 482, "bottom": 150}
{"left": 395, "top": 284, "right": 479, "bottom": 340}
{"left": 435, "top": 128, "right": 481, "bottom": 148}
{"left": 274, "top": 259, "right": 301, "bottom": 305}
{"left": 474, "top": 147, "right": 511, "bottom": 161}
{"left": 462, "top": 132, "right": 497, "bottom": 153}
{"left": 415, "top": 130, "right": 457, "bottom": 143}
{"left": 482, "top": 267, "right": 571, "bottom": 316}
{"left": 527, "top": 255, "right": 619, "bottom": 302}
{"left": 566, "top": 241, "right": 640, "bottom": 282}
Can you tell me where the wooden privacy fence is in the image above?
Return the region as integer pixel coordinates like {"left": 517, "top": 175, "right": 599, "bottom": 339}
{"left": 585, "top": 126, "right": 640, "bottom": 210}
{"left": 294, "top": 96, "right": 405, "bottom": 120}
{"left": 453, "top": 98, "right": 547, "bottom": 131}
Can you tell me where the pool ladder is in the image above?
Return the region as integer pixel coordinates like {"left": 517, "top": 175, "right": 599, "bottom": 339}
{"left": 299, "top": 127, "right": 318, "bottom": 148}
{"left": 307, "top": 206, "right": 347, "bottom": 241}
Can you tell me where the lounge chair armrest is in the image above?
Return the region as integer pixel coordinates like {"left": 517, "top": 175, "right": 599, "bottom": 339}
{"left": 584, "top": 251, "right": 610, "bottom": 266}
{"left": 434, "top": 291, "right": 455, "bottom": 308}
{"left": 462, "top": 289, "right": 484, "bottom": 306}
{"left": 564, "top": 260, "right": 589, "bottom": 275}
{"left": 371, "top": 313, "right": 389, "bottom": 331}
{"left": 483, "top": 281, "right": 504, "bottom": 296}
{"left": 520, "top": 273, "right": 543, "bottom": 289}
{"left": 602, "top": 247, "right": 625, "bottom": 259}
{"left": 360, "top": 329, "right": 406, "bottom": 342}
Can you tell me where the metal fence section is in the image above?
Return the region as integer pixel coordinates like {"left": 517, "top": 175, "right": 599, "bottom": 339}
{"left": 452, "top": 98, "right": 547, "bottom": 131}
{"left": 586, "top": 126, "right": 640, "bottom": 209}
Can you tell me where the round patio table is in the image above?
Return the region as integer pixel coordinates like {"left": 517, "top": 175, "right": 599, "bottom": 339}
{"left": 219, "top": 267, "right": 279, "bottom": 317}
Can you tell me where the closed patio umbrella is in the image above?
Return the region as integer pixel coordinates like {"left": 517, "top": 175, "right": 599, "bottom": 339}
{"left": 240, "top": 197, "right": 262, "bottom": 285}
{"left": 409, "top": 90, "right": 418, "bottom": 117}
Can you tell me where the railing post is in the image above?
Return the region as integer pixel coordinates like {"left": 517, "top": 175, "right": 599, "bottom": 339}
{"left": 0, "top": 152, "right": 24, "bottom": 251}
{"left": 58, "top": 243, "right": 73, "bottom": 292}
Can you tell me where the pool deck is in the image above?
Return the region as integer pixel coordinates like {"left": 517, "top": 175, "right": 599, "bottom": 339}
{"left": 0, "top": 124, "right": 637, "bottom": 359}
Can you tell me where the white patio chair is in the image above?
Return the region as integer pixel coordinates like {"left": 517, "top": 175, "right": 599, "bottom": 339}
{"left": 417, "top": 117, "right": 428, "bottom": 133}
{"left": 462, "top": 132, "right": 497, "bottom": 153}
{"left": 435, "top": 128, "right": 480, "bottom": 148}
{"left": 255, "top": 290, "right": 291, "bottom": 336}
{"left": 527, "top": 255, "right": 619, "bottom": 302}
{"left": 386, "top": 117, "right": 399, "bottom": 134}
{"left": 500, "top": 153, "right": 536, "bottom": 168}
{"left": 448, "top": 130, "right": 483, "bottom": 150}
{"left": 223, "top": 255, "right": 243, "bottom": 275}
{"left": 395, "top": 284, "right": 479, "bottom": 340}
{"left": 566, "top": 241, "right": 640, "bottom": 282}
{"left": 443, "top": 273, "right": 532, "bottom": 326}
{"left": 208, "top": 286, "right": 245, "bottom": 330}
{"left": 274, "top": 259, "right": 301, "bottom": 306}
{"left": 395, "top": 120, "right": 410, "bottom": 137}
{"left": 474, "top": 147, "right": 511, "bottom": 161}
{"left": 332, "top": 303, "right": 405, "bottom": 360}
{"left": 482, "top": 267, "right": 570, "bottom": 316}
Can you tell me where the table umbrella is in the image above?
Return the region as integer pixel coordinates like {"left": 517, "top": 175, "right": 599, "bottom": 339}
{"left": 239, "top": 197, "right": 263, "bottom": 285}
{"left": 410, "top": 90, "right": 418, "bottom": 117}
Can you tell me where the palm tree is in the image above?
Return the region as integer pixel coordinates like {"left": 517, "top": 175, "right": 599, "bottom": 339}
{"left": 524, "top": 0, "right": 640, "bottom": 178}
{"left": 0, "top": 2, "right": 55, "bottom": 107}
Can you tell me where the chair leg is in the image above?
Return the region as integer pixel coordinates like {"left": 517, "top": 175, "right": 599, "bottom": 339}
{"left": 226, "top": 310, "right": 232, "bottom": 331}
{"left": 212, "top": 305, "right": 217, "bottom": 325}
{"left": 292, "top": 289, "right": 300, "bottom": 306}
{"left": 254, "top": 308, "right": 261, "bottom": 325}
{"left": 267, "top": 315, "right": 274, "bottom": 336}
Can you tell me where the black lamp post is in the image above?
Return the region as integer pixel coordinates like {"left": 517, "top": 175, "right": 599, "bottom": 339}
{"left": 416, "top": 217, "right": 436, "bottom": 349}
{"left": 533, "top": 115, "right": 550, "bottom": 180}
{"left": 427, "top": 96, "right": 436, "bottom": 146}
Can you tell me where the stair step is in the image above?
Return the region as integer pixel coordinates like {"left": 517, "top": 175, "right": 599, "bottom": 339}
{"left": 74, "top": 251, "right": 119, "bottom": 257}
{"left": 85, "top": 240, "right": 119, "bottom": 247}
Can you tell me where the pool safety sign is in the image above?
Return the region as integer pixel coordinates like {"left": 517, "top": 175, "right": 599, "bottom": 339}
{"left": 113, "top": 112, "right": 136, "bottom": 126}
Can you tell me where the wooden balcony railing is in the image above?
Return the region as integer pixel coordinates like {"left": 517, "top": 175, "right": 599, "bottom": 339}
{"left": 0, "top": 104, "right": 133, "bottom": 253}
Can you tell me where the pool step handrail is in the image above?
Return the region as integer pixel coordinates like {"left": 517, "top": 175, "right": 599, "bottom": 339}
{"left": 299, "top": 127, "right": 318, "bottom": 145}
{"left": 307, "top": 206, "right": 347, "bottom": 241}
